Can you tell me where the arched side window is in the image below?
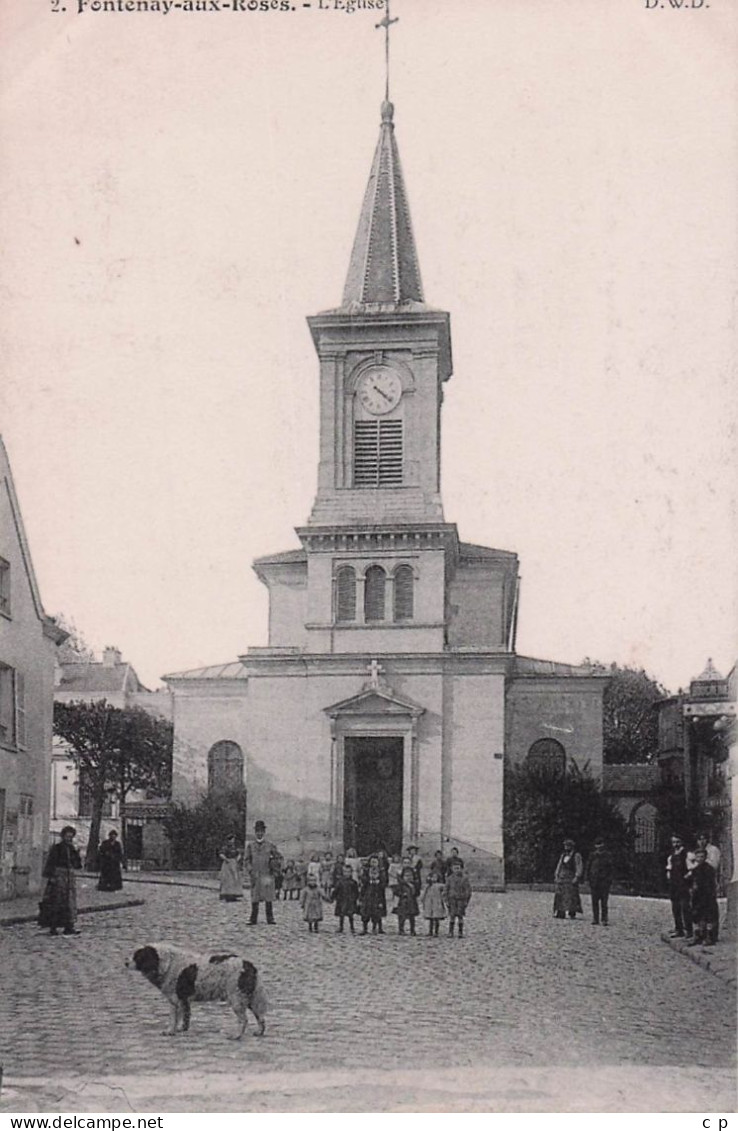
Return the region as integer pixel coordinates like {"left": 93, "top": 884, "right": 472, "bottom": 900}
{"left": 526, "top": 738, "right": 566, "bottom": 776}
{"left": 208, "top": 740, "right": 244, "bottom": 794}
{"left": 364, "top": 565, "right": 386, "bottom": 622}
{"left": 393, "top": 564, "right": 414, "bottom": 621}
{"left": 336, "top": 566, "right": 357, "bottom": 622}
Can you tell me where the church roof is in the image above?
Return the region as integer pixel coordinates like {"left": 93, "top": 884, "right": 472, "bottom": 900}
{"left": 459, "top": 542, "right": 518, "bottom": 562}
{"left": 162, "top": 661, "right": 249, "bottom": 681}
{"left": 252, "top": 548, "right": 307, "bottom": 567}
{"left": 341, "top": 101, "right": 425, "bottom": 309}
{"left": 513, "top": 656, "right": 609, "bottom": 679}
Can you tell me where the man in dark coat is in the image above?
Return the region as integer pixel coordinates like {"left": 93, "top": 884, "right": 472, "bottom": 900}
{"left": 585, "top": 837, "right": 614, "bottom": 926}
{"left": 666, "top": 834, "right": 693, "bottom": 939}
{"left": 244, "top": 820, "right": 279, "bottom": 925}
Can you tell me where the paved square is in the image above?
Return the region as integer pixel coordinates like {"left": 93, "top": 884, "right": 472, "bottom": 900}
{"left": 1, "top": 880, "right": 735, "bottom": 1111}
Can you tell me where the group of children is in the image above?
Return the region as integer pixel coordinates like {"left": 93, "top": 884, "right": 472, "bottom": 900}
{"left": 295, "top": 846, "right": 472, "bottom": 936}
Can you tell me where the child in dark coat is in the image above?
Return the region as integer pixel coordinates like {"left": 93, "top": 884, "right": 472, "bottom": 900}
{"left": 360, "top": 855, "right": 387, "bottom": 934}
{"left": 585, "top": 837, "right": 614, "bottom": 926}
{"left": 332, "top": 864, "right": 359, "bottom": 934}
{"left": 444, "top": 860, "right": 472, "bottom": 936}
{"left": 686, "top": 848, "right": 718, "bottom": 946}
{"left": 393, "top": 866, "right": 420, "bottom": 935}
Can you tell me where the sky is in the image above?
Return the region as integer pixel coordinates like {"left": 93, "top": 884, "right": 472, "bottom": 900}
{"left": 1, "top": 0, "right": 736, "bottom": 693}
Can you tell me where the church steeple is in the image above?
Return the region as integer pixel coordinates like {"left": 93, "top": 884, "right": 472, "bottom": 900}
{"left": 341, "top": 101, "right": 425, "bottom": 309}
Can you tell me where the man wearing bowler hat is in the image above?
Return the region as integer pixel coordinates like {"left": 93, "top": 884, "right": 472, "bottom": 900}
{"left": 245, "top": 820, "right": 279, "bottom": 925}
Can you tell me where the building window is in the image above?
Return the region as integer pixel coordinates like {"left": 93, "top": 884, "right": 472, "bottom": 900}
{"left": 336, "top": 566, "right": 357, "bottom": 622}
{"left": 0, "top": 558, "right": 9, "bottom": 617}
{"left": 0, "top": 665, "right": 15, "bottom": 745}
{"left": 364, "top": 566, "right": 387, "bottom": 622}
{"left": 15, "top": 671, "right": 26, "bottom": 749}
{"left": 208, "top": 740, "right": 244, "bottom": 794}
{"left": 393, "top": 565, "right": 414, "bottom": 621}
{"left": 526, "top": 738, "right": 566, "bottom": 776}
{"left": 354, "top": 420, "right": 403, "bottom": 487}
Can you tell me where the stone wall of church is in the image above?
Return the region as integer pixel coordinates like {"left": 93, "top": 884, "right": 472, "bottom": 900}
{"left": 443, "top": 672, "right": 505, "bottom": 888}
{"left": 171, "top": 684, "right": 248, "bottom": 805}
{"left": 447, "top": 566, "right": 507, "bottom": 649}
{"left": 505, "top": 679, "right": 605, "bottom": 781}
{"left": 266, "top": 565, "right": 308, "bottom": 648}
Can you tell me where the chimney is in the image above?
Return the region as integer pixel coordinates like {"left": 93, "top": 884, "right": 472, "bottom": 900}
{"left": 103, "top": 646, "right": 122, "bottom": 668}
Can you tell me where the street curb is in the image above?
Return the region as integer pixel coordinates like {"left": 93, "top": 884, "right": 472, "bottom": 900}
{"left": 660, "top": 931, "right": 736, "bottom": 985}
{"left": 121, "top": 875, "right": 219, "bottom": 892}
{"left": 1, "top": 898, "right": 145, "bottom": 928}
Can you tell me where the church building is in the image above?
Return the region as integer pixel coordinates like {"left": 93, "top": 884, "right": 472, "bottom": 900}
{"left": 165, "top": 97, "right": 606, "bottom": 886}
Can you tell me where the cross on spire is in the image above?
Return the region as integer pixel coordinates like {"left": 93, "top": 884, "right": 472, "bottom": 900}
{"left": 376, "top": 0, "right": 399, "bottom": 104}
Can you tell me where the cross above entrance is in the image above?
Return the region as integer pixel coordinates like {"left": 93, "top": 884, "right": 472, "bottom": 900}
{"left": 367, "top": 659, "right": 385, "bottom": 689}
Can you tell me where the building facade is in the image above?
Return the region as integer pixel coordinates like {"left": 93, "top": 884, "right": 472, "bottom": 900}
{"left": 52, "top": 647, "right": 173, "bottom": 865}
{"left": 657, "top": 659, "right": 735, "bottom": 888}
{"left": 166, "top": 100, "right": 606, "bottom": 886}
{"left": 0, "top": 437, "right": 67, "bottom": 900}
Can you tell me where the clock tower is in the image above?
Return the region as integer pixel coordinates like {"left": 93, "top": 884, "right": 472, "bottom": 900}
{"left": 295, "top": 99, "right": 459, "bottom": 656}
{"left": 306, "top": 100, "right": 451, "bottom": 530}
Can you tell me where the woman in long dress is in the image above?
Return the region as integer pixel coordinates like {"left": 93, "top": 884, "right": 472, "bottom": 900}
{"left": 40, "top": 826, "right": 83, "bottom": 936}
{"left": 553, "top": 838, "right": 584, "bottom": 919}
{"left": 97, "top": 829, "right": 123, "bottom": 891}
{"left": 218, "top": 834, "right": 243, "bottom": 902}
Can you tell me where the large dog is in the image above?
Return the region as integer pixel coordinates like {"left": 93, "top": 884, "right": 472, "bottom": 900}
{"left": 128, "top": 943, "right": 267, "bottom": 1039}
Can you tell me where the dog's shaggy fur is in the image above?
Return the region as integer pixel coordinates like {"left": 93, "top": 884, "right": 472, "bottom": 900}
{"left": 128, "top": 942, "right": 267, "bottom": 1039}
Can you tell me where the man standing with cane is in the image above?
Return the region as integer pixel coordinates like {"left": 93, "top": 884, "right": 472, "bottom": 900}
{"left": 245, "top": 820, "right": 279, "bottom": 925}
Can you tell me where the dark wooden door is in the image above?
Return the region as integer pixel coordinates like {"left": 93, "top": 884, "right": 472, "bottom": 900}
{"left": 343, "top": 735, "right": 403, "bottom": 857}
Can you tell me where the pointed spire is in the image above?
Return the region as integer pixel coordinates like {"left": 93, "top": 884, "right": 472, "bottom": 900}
{"left": 342, "top": 101, "right": 424, "bottom": 309}
{"left": 694, "top": 658, "right": 725, "bottom": 683}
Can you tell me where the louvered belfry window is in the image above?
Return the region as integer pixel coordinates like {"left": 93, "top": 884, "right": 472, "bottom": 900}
{"left": 393, "top": 565, "right": 414, "bottom": 621}
{"left": 364, "top": 566, "right": 387, "bottom": 621}
{"left": 336, "top": 566, "right": 357, "bottom": 622}
{"left": 354, "top": 419, "right": 403, "bottom": 486}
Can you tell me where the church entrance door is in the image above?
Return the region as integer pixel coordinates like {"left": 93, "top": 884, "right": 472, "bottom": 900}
{"left": 343, "top": 735, "right": 403, "bottom": 857}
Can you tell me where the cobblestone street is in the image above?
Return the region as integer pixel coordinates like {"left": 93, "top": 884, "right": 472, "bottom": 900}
{"left": 1, "top": 878, "right": 735, "bottom": 1112}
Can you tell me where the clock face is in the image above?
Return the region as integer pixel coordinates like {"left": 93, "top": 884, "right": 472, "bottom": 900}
{"left": 356, "top": 367, "right": 403, "bottom": 415}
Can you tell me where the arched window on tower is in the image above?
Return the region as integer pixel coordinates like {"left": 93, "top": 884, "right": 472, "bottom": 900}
{"left": 208, "top": 741, "right": 244, "bottom": 794}
{"left": 526, "top": 738, "right": 566, "bottom": 777}
{"left": 336, "top": 566, "right": 357, "bottom": 622}
{"left": 393, "top": 564, "right": 414, "bottom": 621}
{"left": 364, "top": 566, "right": 386, "bottom": 622}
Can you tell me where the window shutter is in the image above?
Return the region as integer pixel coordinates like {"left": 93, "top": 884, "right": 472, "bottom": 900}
{"left": 354, "top": 420, "right": 403, "bottom": 486}
{"left": 336, "top": 566, "right": 357, "bottom": 622}
{"left": 0, "top": 558, "right": 10, "bottom": 616}
{"left": 15, "top": 671, "right": 26, "bottom": 749}
{"left": 393, "top": 565, "right": 414, "bottom": 621}
{"left": 364, "top": 566, "right": 387, "bottom": 622}
{"left": 0, "top": 666, "right": 14, "bottom": 743}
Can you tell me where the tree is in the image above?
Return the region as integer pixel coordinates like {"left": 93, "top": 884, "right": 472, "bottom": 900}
{"left": 52, "top": 613, "right": 96, "bottom": 664}
{"left": 164, "top": 787, "right": 247, "bottom": 870}
{"left": 584, "top": 661, "right": 669, "bottom": 764}
{"left": 53, "top": 700, "right": 173, "bottom": 868}
{"left": 503, "top": 759, "right": 631, "bottom": 884}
